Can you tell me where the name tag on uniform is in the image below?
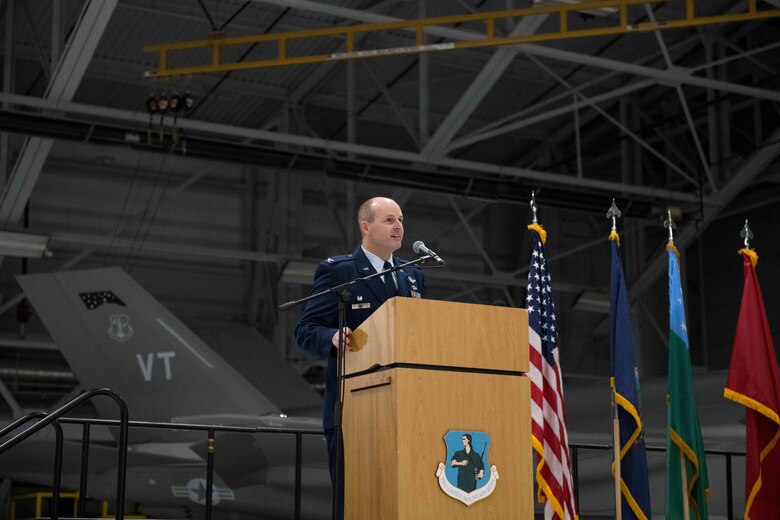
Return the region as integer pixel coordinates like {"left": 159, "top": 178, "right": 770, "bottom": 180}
{"left": 352, "top": 302, "right": 371, "bottom": 310}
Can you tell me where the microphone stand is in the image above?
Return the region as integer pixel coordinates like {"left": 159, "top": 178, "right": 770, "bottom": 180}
{"left": 279, "top": 255, "right": 433, "bottom": 519}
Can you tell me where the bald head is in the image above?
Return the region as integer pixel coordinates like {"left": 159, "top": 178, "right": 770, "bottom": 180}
{"left": 358, "top": 197, "right": 404, "bottom": 259}
{"left": 358, "top": 197, "right": 389, "bottom": 225}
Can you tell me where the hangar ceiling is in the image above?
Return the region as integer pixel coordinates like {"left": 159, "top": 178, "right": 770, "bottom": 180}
{"left": 1, "top": 0, "right": 780, "bottom": 413}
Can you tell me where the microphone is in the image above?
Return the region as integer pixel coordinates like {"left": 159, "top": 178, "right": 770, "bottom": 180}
{"left": 413, "top": 240, "right": 445, "bottom": 265}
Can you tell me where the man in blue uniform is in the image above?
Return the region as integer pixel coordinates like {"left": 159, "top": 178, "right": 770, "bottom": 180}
{"left": 450, "top": 433, "right": 485, "bottom": 492}
{"left": 294, "top": 196, "right": 427, "bottom": 517}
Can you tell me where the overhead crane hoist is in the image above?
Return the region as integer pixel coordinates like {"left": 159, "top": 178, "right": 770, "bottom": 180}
{"left": 143, "top": 0, "right": 780, "bottom": 78}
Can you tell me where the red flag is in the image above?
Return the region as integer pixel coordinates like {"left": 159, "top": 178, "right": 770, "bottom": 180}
{"left": 724, "top": 250, "right": 780, "bottom": 518}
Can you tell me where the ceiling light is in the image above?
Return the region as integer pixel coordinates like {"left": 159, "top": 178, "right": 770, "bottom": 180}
{"left": 144, "top": 95, "right": 158, "bottom": 114}
{"left": 572, "top": 290, "right": 609, "bottom": 313}
{"left": 0, "top": 230, "right": 51, "bottom": 258}
{"left": 279, "top": 260, "right": 319, "bottom": 285}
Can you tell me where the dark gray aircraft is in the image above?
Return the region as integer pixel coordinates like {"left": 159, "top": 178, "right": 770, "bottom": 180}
{"left": 2, "top": 267, "right": 331, "bottom": 519}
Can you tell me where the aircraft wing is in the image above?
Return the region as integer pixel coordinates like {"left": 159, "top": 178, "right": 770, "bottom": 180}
{"left": 194, "top": 324, "right": 323, "bottom": 418}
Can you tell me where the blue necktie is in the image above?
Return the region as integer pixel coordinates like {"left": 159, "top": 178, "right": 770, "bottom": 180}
{"left": 383, "top": 261, "right": 397, "bottom": 297}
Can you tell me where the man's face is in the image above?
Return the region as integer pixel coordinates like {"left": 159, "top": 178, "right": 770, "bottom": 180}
{"left": 361, "top": 199, "right": 404, "bottom": 259}
{"left": 462, "top": 436, "right": 468, "bottom": 447}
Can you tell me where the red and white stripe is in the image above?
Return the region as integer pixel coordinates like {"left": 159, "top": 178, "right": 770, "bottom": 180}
{"left": 529, "top": 327, "right": 577, "bottom": 519}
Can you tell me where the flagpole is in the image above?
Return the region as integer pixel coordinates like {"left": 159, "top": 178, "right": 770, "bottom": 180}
{"left": 680, "top": 452, "right": 690, "bottom": 520}
{"left": 612, "top": 388, "right": 622, "bottom": 520}
{"left": 726, "top": 220, "right": 780, "bottom": 518}
{"left": 666, "top": 209, "right": 691, "bottom": 520}
{"left": 607, "top": 200, "right": 623, "bottom": 520}
{"left": 528, "top": 191, "right": 578, "bottom": 519}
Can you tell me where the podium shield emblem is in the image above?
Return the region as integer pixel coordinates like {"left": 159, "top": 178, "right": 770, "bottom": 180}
{"left": 435, "top": 430, "right": 499, "bottom": 506}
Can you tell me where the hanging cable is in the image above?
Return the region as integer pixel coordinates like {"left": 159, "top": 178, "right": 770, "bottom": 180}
{"left": 219, "top": 1, "right": 251, "bottom": 31}
{"left": 188, "top": 8, "right": 290, "bottom": 117}
{"left": 125, "top": 144, "right": 181, "bottom": 275}
{"left": 103, "top": 149, "right": 149, "bottom": 267}
{"left": 123, "top": 149, "right": 171, "bottom": 272}
{"left": 197, "top": 0, "right": 218, "bottom": 31}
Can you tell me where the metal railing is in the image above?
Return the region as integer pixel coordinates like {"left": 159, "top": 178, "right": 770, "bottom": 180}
{"left": 54, "top": 416, "right": 323, "bottom": 520}
{"left": 2, "top": 391, "right": 746, "bottom": 520}
{"left": 0, "top": 390, "right": 324, "bottom": 520}
{"left": 569, "top": 442, "right": 745, "bottom": 519}
{"left": 0, "top": 388, "right": 129, "bottom": 520}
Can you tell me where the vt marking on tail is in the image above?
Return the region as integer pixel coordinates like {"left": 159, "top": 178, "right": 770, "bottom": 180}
{"left": 137, "top": 351, "right": 176, "bottom": 381}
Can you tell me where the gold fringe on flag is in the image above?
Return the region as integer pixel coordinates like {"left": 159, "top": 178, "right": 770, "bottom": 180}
{"left": 737, "top": 248, "right": 758, "bottom": 267}
{"left": 609, "top": 230, "right": 620, "bottom": 246}
{"left": 528, "top": 223, "right": 547, "bottom": 245}
{"left": 666, "top": 242, "right": 680, "bottom": 263}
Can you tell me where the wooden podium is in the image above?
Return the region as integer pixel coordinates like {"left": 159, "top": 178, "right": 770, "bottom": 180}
{"left": 342, "top": 297, "right": 533, "bottom": 519}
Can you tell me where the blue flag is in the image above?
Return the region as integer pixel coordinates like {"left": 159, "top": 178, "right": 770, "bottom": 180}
{"left": 610, "top": 238, "right": 652, "bottom": 520}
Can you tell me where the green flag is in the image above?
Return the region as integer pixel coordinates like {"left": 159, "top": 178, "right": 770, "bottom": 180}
{"left": 666, "top": 246, "right": 710, "bottom": 519}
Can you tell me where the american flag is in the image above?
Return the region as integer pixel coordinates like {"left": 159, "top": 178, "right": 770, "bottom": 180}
{"left": 527, "top": 227, "right": 577, "bottom": 519}
{"left": 79, "top": 290, "right": 126, "bottom": 310}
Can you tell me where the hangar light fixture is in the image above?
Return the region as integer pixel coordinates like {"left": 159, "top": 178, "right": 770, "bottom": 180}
{"left": 0, "top": 230, "right": 51, "bottom": 258}
{"left": 280, "top": 260, "right": 319, "bottom": 285}
{"left": 572, "top": 290, "right": 609, "bottom": 314}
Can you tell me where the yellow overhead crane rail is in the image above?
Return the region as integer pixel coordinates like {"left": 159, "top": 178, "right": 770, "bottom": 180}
{"left": 144, "top": 0, "right": 780, "bottom": 78}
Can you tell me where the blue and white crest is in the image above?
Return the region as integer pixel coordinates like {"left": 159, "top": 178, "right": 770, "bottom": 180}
{"left": 435, "top": 430, "right": 499, "bottom": 506}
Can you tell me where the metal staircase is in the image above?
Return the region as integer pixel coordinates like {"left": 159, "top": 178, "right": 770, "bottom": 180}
{"left": 0, "top": 388, "right": 129, "bottom": 520}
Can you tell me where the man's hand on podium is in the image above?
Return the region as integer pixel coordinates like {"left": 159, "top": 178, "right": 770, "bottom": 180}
{"left": 332, "top": 327, "right": 353, "bottom": 351}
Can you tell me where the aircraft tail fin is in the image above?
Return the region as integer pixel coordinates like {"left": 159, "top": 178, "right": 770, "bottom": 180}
{"left": 18, "top": 267, "right": 280, "bottom": 423}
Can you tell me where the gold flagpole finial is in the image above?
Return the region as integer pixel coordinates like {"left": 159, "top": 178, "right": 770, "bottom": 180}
{"left": 740, "top": 219, "right": 753, "bottom": 249}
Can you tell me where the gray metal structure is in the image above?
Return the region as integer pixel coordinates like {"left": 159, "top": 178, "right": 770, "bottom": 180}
{"left": 1, "top": 0, "right": 779, "bottom": 516}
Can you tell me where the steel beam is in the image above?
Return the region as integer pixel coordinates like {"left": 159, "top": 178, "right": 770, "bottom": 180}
{"left": 149, "top": 1, "right": 780, "bottom": 77}
{"left": 1, "top": 0, "right": 14, "bottom": 189}
{"left": 51, "top": 0, "right": 62, "bottom": 76}
{"left": 257, "top": 0, "right": 405, "bottom": 131}
{"left": 419, "top": 0, "right": 430, "bottom": 146}
{"left": 38, "top": 228, "right": 595, "bottom": 295}
{"left": 20, "top": 1, "right": 52, "bottom": 84}
{"left": 520, "top": 43, "right": 780, "bottom": 103}
{"left": 253, "top": 0, "right": 780, "bottom": 103}
{"left": 449, "top": 197, "right": 497, "bottom": 273}
{"left": 450, "top": 33, "right": 704, "bottom": 152}
{"left": 644, "top": 5, "right": 716, "bottom": 192}
{"left": 631, "top": 124, "right": 780, "bottom": 298}
{"left": 0, "top": 92, "right": 706, "bottom": 204}
{"left": 524, "top": 52, "right": 698, "bottom": 185}
{"left": 420, "top": 13, "right": 548, "bottom": 158}
{"left": 361, "top": 60, "right": 420, "bottom": 147}
{"left": 0, "top": 0, "right": 118, "bottom": 228}
{"left": 0, "top": 165, "right": 216, "bottom": 317}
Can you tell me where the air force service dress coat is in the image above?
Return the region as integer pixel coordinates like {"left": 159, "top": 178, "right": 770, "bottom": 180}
{"left": 294, "top": 246, "right": 427, "bottom": 429}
